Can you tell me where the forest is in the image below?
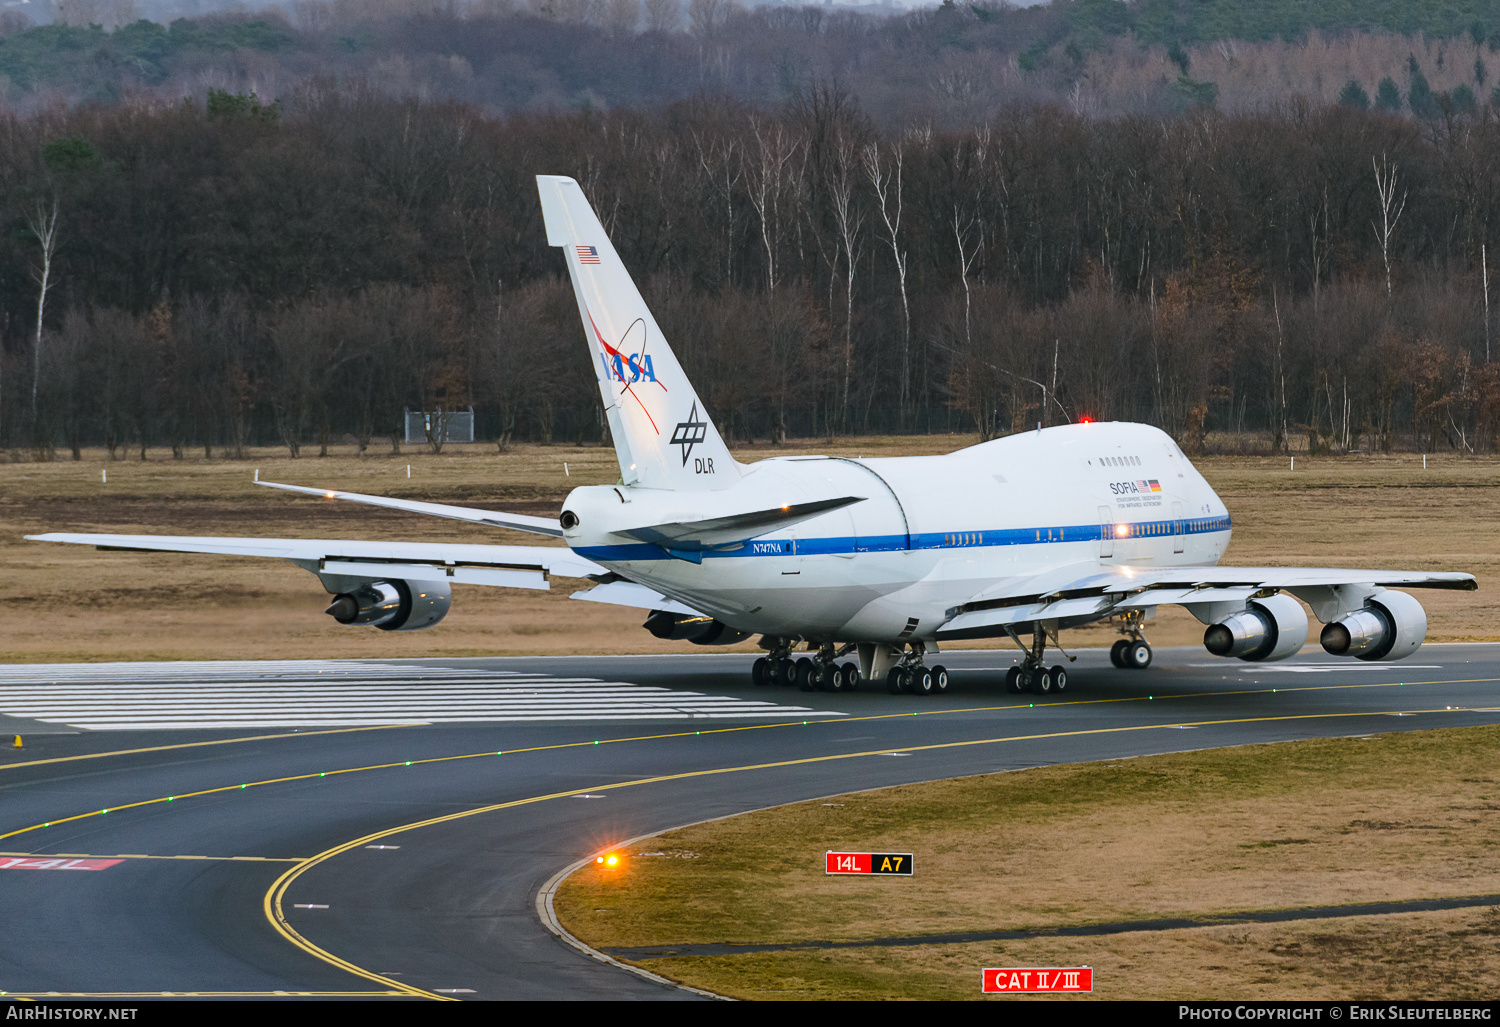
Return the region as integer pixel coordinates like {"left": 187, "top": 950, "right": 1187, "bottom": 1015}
{"left": 3, "top": 2, "right": 1500, "bottom": 458}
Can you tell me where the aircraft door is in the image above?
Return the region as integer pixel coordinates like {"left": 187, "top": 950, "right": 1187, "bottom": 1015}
{"left": 1099, "top": 505, "right": 1115, "bottom": 559}
{"left": 1172, "top": 501, "right": 1185, "bottom": 554}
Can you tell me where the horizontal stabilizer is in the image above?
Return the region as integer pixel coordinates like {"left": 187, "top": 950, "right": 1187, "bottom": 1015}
{"left": 256, "top": 481, "right": 562, "bottom": 537}
{"left": 613, "top": 496, "right": 865, "bottom": 551}
{"left": 569, "top": 580, "right": 703, "bottom": 616}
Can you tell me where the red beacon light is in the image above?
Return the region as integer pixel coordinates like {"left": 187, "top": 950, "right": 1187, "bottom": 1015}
{"left": 1079, "top": 416, "right": 1093, "bottom": 425}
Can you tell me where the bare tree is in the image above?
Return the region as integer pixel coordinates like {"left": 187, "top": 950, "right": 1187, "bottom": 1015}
{"left": 1371, "top": 154, "right": 1408, "bottom": 299}
{"left": 742, "top": 116, "right": 803, "bottom": 292}
{"left": 642, "top": 0, "right": 678, "bottom": 31}
{"left": 1484, "top": 242, "right": 1491, "bottom": 363}
{"left": 826, "top": 133, "right": 865, "bottom": 429}
{"left": 863, "top": 138, "right": 911, "bottom": 423}
{"left": 687, "top": 0, "right": 734, "bottom": 36}
{"left": 693, "top": 131, "right": 741, "bottom": 285}
{"left": 25, "top": 200, "right": 59, "bottom": 433}
{"left": 603, "top": 0, "right": 639, "bottom": 36}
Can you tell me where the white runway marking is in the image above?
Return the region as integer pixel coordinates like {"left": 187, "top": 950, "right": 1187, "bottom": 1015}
{"left": 1185, "top": 663, "right": 1442, "bottom": 674}
{"left": 0, "top": 660, "right": 843, "bottom": 730}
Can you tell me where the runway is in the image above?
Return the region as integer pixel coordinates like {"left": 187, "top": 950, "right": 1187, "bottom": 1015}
{"left": 1, "top": 644, "right": 1498, "bottom": 1000}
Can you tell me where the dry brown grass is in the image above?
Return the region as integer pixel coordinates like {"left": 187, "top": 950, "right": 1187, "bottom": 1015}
{"left": 557, "top": 726, "right": 1500, "bottom": 1000}
{"left": 1, "top": 439, "right": 1495, "bottom": 662}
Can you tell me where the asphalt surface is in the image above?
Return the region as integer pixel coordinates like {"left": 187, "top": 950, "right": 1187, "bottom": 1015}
{"left": 2, "top": 643, "right": 1499, "bottom": 1000}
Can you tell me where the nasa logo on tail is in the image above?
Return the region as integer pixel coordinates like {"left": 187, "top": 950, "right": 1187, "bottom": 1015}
{"left": 600, "top": 352, "right": 657, "bottom": 384}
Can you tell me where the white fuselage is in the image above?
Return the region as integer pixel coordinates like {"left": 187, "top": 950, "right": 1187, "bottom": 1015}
{"left": 560, "top": 422, "right": 1232, "bottom": 643}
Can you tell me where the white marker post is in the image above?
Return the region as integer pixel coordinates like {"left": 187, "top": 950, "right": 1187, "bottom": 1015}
{"left": 564, "top": 462, "right": 569, "bottom": 477}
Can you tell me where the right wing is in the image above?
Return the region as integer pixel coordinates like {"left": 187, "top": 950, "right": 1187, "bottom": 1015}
{"left": 936, "top": 562, "right": 1477, "bottom": 640}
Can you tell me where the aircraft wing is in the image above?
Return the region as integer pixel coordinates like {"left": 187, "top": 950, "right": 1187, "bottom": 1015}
{"left": 254, "top": 480, "right": 563, "bottom": 537}
{"left": 25, "top": 533, "right": 604, "bottom": 589}
{"left": 937, "top": 564, "right": 1476, "bottom": 641}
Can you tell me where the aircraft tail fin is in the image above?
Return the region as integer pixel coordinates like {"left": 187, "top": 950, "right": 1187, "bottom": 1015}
{"left": 537, "top": 175, "right": 739, "bottom": 491}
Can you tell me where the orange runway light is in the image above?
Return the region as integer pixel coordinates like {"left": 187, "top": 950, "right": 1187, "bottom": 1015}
{"left": 595, "top": 852, "right": 623, "bottom": 869}
{"left": 325, "top": 491, "right": 337, "bottom": 499}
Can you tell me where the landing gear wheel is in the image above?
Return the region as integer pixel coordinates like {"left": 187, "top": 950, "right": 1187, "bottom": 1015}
{"left": 1050, "top": 664, "right": 1068, "bottom": 693}
{"left": 1005, "top": 667, "right": 1025, "bottom": 694}
{"left": 906, "top": 667, "right": 934, "bottom": 696}
{"left": 795, "top": 657, "right": 816, "bottom": 692}
{"left": 1030, "top": 667, "right": 1053, "bottom": 695}
{"left": 931, "top": 664, "right": 950, "bottom": 694}
{"left": 886, "top": 667, "right": 908, "bottom": 695}
{"left": 815, "top": 664, "right": 838, "bottom": 692}
{"left": 838, "top": 664, "right": 859, "bottom": 691}
{"left": 1127, "top": 641, "right": 1153, "bottom": 669}
{"left": 1110, "top": 640, "right": 1129, "bottom": 668}
{"left": 751, "top": 657, "right": 771, "bottom": 687}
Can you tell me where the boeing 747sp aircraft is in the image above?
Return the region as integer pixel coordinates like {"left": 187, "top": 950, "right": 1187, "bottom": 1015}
{"left": 29, "top": 176, "right": 1476, "bottom": 696}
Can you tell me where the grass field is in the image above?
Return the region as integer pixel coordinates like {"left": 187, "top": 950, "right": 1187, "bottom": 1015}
{"left": 555, "top": 726, "right": 1500, "bottom": 1000}
{"left": 1, "top": 437, "right": 1497, "bottom": 662}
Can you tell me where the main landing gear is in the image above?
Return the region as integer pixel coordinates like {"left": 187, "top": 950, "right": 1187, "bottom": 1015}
{"left": 882, "top": 642, "right": 950, "bottom": 698}
{"left": 750, "top": 639, "right": 949, "bottom": 697}
{"left": 1003, "top": 622, "right": 1073, "bottom": 697}
{"left": 1108, "top": 610, "right": 1153, "bottom": 670}
{"left": 752, "top": 640, "right": 861, "bottom": 693}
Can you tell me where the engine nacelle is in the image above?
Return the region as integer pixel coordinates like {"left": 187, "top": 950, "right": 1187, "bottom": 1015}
{"left": 643, "top": 610, "right": 752, "bottom": 646}
{"left": 1320, "top": 590, "right": 1426, "bottom": 662}
{"left": 1203, "top": 593, "right": 1308, "bottom": 662}
{"left": 325, "top": 579, "right": 451, "bottom": 631}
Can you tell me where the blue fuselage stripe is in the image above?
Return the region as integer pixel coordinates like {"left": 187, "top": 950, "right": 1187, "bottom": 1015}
{"left": 574, "top": 516, "right": 1233, "bottom": 562}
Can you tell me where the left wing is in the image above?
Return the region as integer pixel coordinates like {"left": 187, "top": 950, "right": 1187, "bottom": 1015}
{"left": 937, "top": 563, "right": 1476, "bottom": 640}
{"left": 254, "top": 480, "right": 563, "bottom": 537}
{"left": 26, "top": 533, "right": 602, "bottom": 588}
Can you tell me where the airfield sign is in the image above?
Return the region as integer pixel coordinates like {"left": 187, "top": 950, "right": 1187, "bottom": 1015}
{"left": 825, "top": 851, "right": 913, "bottom": 875}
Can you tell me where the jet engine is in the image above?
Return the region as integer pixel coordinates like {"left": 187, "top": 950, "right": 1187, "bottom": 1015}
{"left": 643, "top": 610, "right": 752, "bottom": 646}
{"left": 1319, "top": 590, "right": 1426, "bottom": 662}
{"left": 324, "top": 579, "right": 451, "bottom": 631}
{"left": 1203, "top": 593, "right": 1308, "bottom": 662}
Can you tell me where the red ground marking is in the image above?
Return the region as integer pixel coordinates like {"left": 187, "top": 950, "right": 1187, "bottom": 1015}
{"left": 982, "top": 967, "right": 1093, "bottom": 993}
{"left": 0, "top": 856, "right": 123, "bottom": 871}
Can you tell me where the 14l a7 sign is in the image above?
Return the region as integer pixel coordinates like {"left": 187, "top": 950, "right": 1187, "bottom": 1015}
{"left": 825, "top": 851, "right": 913, "bottom": 875}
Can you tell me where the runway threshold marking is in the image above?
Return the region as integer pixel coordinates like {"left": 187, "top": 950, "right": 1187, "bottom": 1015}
{"left": 5, "top": 673, "right": 1496, "bottom": 774}
{"left": 10, "top": 678, "right": 1500, "bottom": 845}
{"left": 262, "top": 702, "right": 1500, "bottom": 999}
